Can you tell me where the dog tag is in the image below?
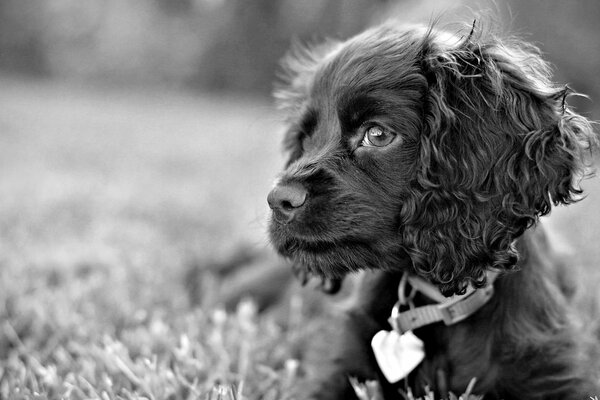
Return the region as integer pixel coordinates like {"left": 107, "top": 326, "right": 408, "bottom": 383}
{"left": 371, "top": 330, "right": 425, "bottom": 383}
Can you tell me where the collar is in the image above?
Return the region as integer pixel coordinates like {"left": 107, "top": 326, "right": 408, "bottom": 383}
{"left": 388, "top": 271, "right": 497, "bottom": 333}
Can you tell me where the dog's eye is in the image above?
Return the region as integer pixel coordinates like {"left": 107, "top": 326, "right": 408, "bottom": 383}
{"left": 361, "top": 125, "right": 395, "bottom": 147}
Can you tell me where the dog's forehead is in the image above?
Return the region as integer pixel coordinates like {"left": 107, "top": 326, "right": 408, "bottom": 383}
{"left": 289, "top": 25, "right": 456, "bottom": 149}
{"left": 311, "top": 26, "right": 425, "bottom": 98}
{"left": 293, "top": 26, "right": 431, "bottom": 148}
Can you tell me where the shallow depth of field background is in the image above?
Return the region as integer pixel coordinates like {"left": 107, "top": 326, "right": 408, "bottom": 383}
{"left": 1, "top": 1, "right": 599, "bottom": 399}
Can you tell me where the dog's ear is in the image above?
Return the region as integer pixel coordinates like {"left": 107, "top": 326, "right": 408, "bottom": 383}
{"left": 519, "top": 96, "right": 596, "bottom": 210}
{"left": 401, "top": 25, "right": 597, "bottom": 296}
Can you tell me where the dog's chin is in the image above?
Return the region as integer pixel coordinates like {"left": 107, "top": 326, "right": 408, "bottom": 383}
{"left": 278, "top": 240, "right": 357, "bottom": 278}
{"left": 272, "top": 232, "right": 410, "bottom": 280}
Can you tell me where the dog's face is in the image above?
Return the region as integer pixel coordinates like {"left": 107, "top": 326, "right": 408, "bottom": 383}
{"left": 268, "top": 24, "right": 595, "bottom": 295}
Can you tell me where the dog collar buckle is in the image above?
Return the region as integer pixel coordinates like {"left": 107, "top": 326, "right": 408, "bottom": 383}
{"left": 389, "top": 272, "right": 497, "bottom": 333}
{"left": 438, "top": 299, "right": 465, "bottom": 326}
{"left": 437, "top": 284, "right": 494, "bottom": 325}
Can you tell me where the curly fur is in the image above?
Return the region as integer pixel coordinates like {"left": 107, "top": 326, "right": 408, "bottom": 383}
{"left": 402, "top": 25, "right": 595, "bottom": 294}
{"left": 267, "top": 20, "right": 599, "bottom": 399}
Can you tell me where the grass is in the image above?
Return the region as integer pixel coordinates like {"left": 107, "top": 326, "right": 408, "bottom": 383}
{"left": 0, "top": 76, "right": 598, "bottom": 400}
{"left": 0, "top": 76, "right": 298, "bottom": 399}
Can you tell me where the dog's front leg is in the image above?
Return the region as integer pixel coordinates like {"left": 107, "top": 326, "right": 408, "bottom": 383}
{"left": 295, "top": 309, "right": 382, "bottom": 399}
{"left": 293, "top": 271, "right": 402, "bottom": 400}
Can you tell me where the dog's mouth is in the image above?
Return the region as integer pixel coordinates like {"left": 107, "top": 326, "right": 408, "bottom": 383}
{"left": 278, "top": 237, "right": 340, "bottom": 256}
{"left": 274, "top": 230, "right": 402, "bottom": 271}
{"left": 275, "top": 234, "right": 373, "bottom": 260}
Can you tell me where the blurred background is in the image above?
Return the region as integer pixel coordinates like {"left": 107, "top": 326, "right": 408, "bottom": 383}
{"left": 1, "top": 0, "right": 599, "bottom": 106}
{"left": 0, "top": 1, "right": 599, "bottom": 398}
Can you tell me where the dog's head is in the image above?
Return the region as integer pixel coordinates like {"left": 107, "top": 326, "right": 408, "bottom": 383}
{"left": 267, "top": 22, "right": 596, "bottom": 296}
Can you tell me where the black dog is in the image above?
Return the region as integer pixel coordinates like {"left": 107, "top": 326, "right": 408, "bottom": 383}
{"left": 267, "top": 21, "right": 599, "bottom": 399}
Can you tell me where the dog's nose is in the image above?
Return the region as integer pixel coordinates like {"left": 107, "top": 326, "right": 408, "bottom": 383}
{"left": 267, "top": 183, "right": 308, "bottom": 223}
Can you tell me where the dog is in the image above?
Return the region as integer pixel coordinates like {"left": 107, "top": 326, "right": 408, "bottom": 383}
{"left": 266, "top": 21, "right": 599, "bottom": 400}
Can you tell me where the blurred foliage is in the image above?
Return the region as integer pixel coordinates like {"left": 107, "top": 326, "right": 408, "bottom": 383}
{"left": 503, "top": 0, "right": 600, "bottom": 119}
{"left": 0, "top": 0, "right": 380, "bottom": 95}
{"left": 0, "top": 0, "right": 599, "bottom": 118}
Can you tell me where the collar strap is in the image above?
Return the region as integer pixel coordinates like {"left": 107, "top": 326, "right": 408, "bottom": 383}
{"left": 389, "top": 272, "right": 497, "bottom": 333}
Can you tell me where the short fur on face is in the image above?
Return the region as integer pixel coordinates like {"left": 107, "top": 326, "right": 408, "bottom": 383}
{"left": 269, "top": 22, "right": 596, "bottom": 296}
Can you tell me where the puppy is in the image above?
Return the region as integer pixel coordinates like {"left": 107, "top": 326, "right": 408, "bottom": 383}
{"left": 267, "top": 21, "right": 600, "bottom": 400}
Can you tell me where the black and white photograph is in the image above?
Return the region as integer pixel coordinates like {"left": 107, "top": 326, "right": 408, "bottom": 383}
{"left": 1, "top": 1, "right": 599, "bottom": 399}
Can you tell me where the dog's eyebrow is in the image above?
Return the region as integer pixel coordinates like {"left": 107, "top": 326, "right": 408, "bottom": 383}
{"left": 338, "top": 92, "right": 407, "bottom": 128}
{"left": 338, "top": 94, "right": 379, "bottom": 126}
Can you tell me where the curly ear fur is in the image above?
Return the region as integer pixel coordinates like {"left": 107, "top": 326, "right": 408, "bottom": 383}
{"left": 400, "top": 24, "right": 597, "bottom": 295}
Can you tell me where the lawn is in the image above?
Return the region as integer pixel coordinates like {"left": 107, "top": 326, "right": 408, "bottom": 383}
{"left": 0, "top": 76, "right": 297, "bottom": 399}
{"left": 0, "top": 76, "right": 598, "bottom": 400}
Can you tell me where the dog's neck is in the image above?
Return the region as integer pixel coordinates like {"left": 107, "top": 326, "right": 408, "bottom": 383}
{"left": 399, "top": 226, "right": 592, "bottom": 397}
